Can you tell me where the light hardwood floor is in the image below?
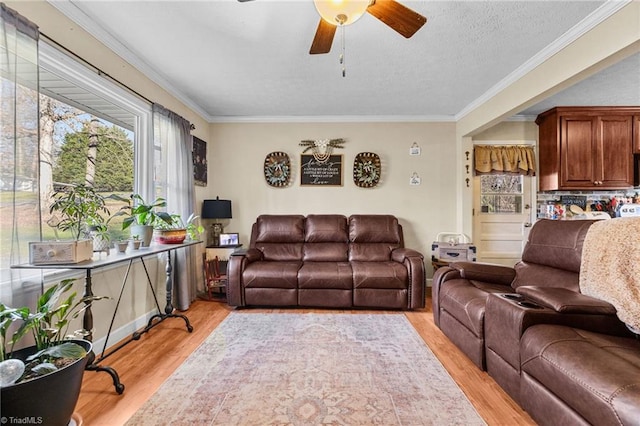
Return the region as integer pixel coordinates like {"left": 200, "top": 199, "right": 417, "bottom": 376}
{"left": 75, "top": 297, "right": 535, "bottom": 425}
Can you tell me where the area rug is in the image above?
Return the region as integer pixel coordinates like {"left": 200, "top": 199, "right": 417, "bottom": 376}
{"left": 126, "top": 313, "right": 484, "bottom": 425}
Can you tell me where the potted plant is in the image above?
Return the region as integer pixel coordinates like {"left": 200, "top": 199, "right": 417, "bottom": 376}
{"left": 130, "top": 235, "right": 142, "bottom": 250}
{"left": 153, "top": 213, "right": 204, "bottom": 244}
{"left": 111, "top": 194, "right": 173, "bottom": 247}
{"left": 48, "top": 184, "right": 112, "bottom": 255}
{"left": 0, "top": 279, "right": 108, "bottom": 425}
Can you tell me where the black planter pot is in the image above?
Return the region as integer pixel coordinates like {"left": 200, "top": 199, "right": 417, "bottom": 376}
{"left": 0, "top": 339, "right": 92, "bottom": 426}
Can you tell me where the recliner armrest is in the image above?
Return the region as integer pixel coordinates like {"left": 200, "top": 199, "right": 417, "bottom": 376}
{"left": 450, "top": 262, "right": 516, "bottom": 286}
{"left": 230, "top": 247, "right": 263, "bottom": 263}
{"left": 391, "top": 248, "right": 423, "bottom": 262}
{"left": 516, "top": 286, "right": 617, "bottom": 315}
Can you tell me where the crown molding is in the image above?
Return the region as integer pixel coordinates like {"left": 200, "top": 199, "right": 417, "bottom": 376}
{"left": 47, "top": 0, "right": 211, "bottom": 122}
{"left": 455, "top": 0, "right": 631, "bottom": 121}
{"left": 207, "top": 114, "right": 457, "bottom": 123}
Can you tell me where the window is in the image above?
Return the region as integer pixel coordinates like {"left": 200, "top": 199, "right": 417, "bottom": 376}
{"left": 0, "top": 40, "right": 152, "bottom": 291}
{"left": 479, "top": 174, "right": 523, "bottom": 214}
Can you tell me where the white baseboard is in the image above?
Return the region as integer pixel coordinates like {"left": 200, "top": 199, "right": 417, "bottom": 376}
{"left": 426, "top": 278, "right": 433, "bottom": 287}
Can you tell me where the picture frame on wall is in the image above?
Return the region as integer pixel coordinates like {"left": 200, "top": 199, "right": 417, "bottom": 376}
{"left": 193, "top": 136, "right": 207, "bottom": 186}
{"left": 300, "top": 154, "right": 343, "bottom": 186}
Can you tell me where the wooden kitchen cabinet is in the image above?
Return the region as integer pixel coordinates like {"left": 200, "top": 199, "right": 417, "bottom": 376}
{"left": 634, "top": 116, "right": 640, "bottom": 153}
{"left": 536, "top": 107, "right": 638, "bottom": 191}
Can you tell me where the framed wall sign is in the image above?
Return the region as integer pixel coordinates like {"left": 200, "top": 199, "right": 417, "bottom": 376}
{"left": 300, "top": 154, "right": 343, "bottom": 186}
{"left": 193, "top": 136, "right": 207, "bottom": 186}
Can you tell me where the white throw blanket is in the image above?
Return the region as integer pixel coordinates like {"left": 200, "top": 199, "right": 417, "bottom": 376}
{"left": 579, "top": 217, "right": 640, "bottom": 333}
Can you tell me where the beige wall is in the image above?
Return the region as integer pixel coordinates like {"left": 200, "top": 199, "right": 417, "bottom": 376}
{"left": 6, "top": 0, "right": 638, "bottom": 346}
{"left": 207, "top": 122, "right": 458, "bottom": 264}
{"left": 473, "top": 121, "right": 538, "bottom": 142}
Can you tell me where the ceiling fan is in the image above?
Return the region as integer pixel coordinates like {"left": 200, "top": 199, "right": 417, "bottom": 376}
{"left": 238, "top": 0, "right": 427, "bottom": 55}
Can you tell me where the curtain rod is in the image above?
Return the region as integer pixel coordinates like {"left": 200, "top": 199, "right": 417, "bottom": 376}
{"left": 40, "top": 32, "right": 153, "bottom": 105}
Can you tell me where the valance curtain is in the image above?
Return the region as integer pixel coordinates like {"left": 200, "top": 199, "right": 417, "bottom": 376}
{"left": 152, "top": 103, "right": 196, "bottom": 310}
{"left": 474, "top": 145, "right": 536, "bottom": 176}
{"left": 1, "top": 4, "right": 41, "bottom": 305}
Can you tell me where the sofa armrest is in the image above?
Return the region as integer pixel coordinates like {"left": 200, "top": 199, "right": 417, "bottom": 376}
{"left": 227, "top": 248, "right": 264, "bottom": 306}
{"left": 516, "top": 286, "right": 617, "bottom": 315}
{"left": 485, "top": 291, "right": 630, "bottom": 379}
{"left": 391, "top": 248, "right": 423, "bottom": 263}
{"left": 431, "top": 266, "right": 462, "bottom": 326}
{"left": 230, "top": 248, "right": 263, "bottom": 262}
{"left": 391, "top": 248, "right": 425, "bottom": 309}
{"left": 450, "top": 262, "right": 516, "bottom": 286}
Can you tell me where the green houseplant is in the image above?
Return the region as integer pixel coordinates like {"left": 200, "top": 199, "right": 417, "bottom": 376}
{"left": 48, "top": 184, "right": 112, "bottom": 253}
{"left": 111, "top": 194, "right": 173, "bottom": 247}
{"left": 0, "top": 279, "right": 108, "bottom": 425}
{"left": 153, "top": 213, "right": 204, "bottom": 244}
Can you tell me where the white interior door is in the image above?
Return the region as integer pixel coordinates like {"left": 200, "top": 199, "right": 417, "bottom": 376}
{"left": 473, "top": 173, "right": 535, "bottom": 266}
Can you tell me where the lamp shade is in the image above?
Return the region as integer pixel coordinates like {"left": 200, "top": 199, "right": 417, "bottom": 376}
{"left": 201, "top": 198, "right": 232, "bottom": 219}
{"left": 313, "top": 0, "right": 369, "bottom": 26}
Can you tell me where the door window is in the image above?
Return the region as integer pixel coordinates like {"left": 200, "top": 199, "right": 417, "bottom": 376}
{"left": 479, "top": 175, "right": 523, "bottom": 214}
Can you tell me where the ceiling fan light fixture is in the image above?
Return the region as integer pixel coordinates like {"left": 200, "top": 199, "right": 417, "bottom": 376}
{"left": 313, "top": 0, "right": 370, "bottom": 26}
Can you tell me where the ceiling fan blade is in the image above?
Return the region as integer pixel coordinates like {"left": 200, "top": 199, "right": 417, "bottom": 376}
{"left": 309, "top": 19, "right": 337, "bottom": 55}
{"left": 367, "top": 0, "right": 427, "bottom": 39}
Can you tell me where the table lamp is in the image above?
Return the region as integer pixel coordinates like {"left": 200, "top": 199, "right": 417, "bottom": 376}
{"left": 201, "top": 197, "right": 232, "bottom": 246}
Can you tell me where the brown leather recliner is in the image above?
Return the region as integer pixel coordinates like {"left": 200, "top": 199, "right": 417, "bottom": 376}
{"left": 432, "top": 219, "right": 623, "bottom": 370}
{"left": 227, "top": 214, "right": 425, "bottom": 309}
{"left": 520, "top": 324, "right": 640, "bottom": 426}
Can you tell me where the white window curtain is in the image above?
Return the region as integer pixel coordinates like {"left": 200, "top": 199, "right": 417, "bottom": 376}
{"left": 1, "top": 4, "right": 41, "bottom": 306}
{"left": 152, "top": 103, "right": 196, "bottom": 310}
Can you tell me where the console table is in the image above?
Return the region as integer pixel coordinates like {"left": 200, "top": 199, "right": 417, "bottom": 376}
{"left": 11, "top": 240, "right": 201, "bottom": 394}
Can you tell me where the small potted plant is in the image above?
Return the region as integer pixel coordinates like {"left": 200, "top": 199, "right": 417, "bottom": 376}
{"left": 130, "top": 235, "right": 142, "bottom": 250}
{"left": 111, "top": 194, "right": 173, "bottom": 247}
{"left": 116, "top": 240, "right": 129, "bottom": 253}
{"left": 48, "top": 184, "right": 112, "bottom": 256}
{"left": 153, "top": 213, "right": 203, "bottom": 244}
{"left": 0, "top": 279, "right": 108, "bottom": 425}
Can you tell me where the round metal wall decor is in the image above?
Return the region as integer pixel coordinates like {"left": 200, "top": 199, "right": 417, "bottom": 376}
{"left": 264, "top": 151, "right": 291, "bottom": 187}
{"left": 353, "top": 152, "right": 381, "bottom": 188}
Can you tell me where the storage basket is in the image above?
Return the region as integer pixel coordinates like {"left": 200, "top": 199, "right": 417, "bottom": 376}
{"left": 431, "top": 232, "right": 476, "bottom": 263}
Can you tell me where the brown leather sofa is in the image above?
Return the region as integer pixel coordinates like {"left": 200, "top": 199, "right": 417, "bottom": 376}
{"left": 520, "top": 324, "right": 640, "bottom": 425}
{"left": 226, "top": 214, "right": 425, "bottom": 309}
{"left": 432, "top": 219, "right": 603, "bottom": 370}
{"left": 433, "top": 219, "right": 639, "bottom": 424}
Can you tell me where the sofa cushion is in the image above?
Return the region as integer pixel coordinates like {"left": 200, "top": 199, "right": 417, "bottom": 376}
{"left": 521, "top": 324, "right": 640, "bottom": 426}
{"left": 351, "top": 261, "right": 407, "bottom": 289}
{"left": 349, "top": 215, "right": 402, "bottom": 244}
{"left": 349, "top": 243, "right": 395, "bottom": 262}
{"left": 512, "top": 219, "right": 595, "bottom": 290}
{"left": 305, "top": 215, "right": 348, "bottom": 243}
{"left": 255, "top": 215, "right": 305, "bottom": 243}
{"left": 242, "top": 261, "right": 301, "bottom": 289}
{"left": 298, "top": 262, "right": 352, "bottom": 289}
{"left": 255, "top": 243, "right": 304, "bottom": 262}
{"left": 303, "top": 243, "right": 348, "bottom": 262}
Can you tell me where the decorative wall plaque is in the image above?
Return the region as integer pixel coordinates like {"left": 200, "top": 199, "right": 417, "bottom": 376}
{"left": 300, "top": 154, "right": 343, "bottom": 186}
{"left": 193, "top": 137, "right": 207, "bottom": 186}
{"left": 263, "top": 151, "right": 291, "bottom": 187}
{"left": 353, "top": 152, "right": 381, "bottom": 188}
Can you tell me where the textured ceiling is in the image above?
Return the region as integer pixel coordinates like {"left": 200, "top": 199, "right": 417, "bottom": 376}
{"left": 52, "top": 0, "right": 639, "bottom": 122}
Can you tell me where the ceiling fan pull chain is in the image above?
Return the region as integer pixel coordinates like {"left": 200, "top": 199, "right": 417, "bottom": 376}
{"left": 340, "top": 25, "right": 346, "bottom": 77}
